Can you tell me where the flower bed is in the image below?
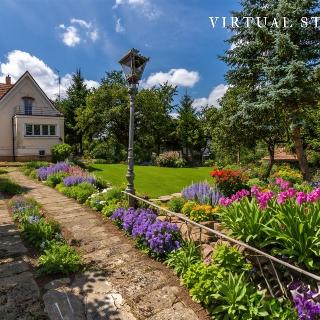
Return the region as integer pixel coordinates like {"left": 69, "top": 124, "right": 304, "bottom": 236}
{"left": 9, "top": 197, "right": 82, "bottom": 275}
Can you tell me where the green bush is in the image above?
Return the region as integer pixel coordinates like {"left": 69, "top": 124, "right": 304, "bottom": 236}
{"left": 211, "top": 244, "right": 252, "bottom": 272}
{"left": 0, "top": 178, "right": 23, "bottom": 195}
{"left": 219, "top": 197, "right": 272, "bottom": 246}
{"left": 165, "top": 242, "right": 201, "bottom": 276}
{"left": 168, "top": 197, "right": 185, "bottom": 213}
{"left": 57, "top": 182, "right": 97, "bottom": 203}
{"left": 38, "top": 241, "right": 82, "bottom": 275}
{"left": 101, "top": 199, "right": 124, "bottom": 217}
{"left": 271, "top": 164, "right": 303, "bottom": 184}
{"left": 51, "top": 143, "right": 72, "bottom": 162}
{"left": 20, "top": 217, "right": 60, "bottom": 249}
{"left": 45, "top": 172, "right": 68, "bottom": 188}
{"left": 0, "top": 169, "right": 8, "bottom": 174}
{"left": 155, "top": 151, "right": 186, "bottom": 168}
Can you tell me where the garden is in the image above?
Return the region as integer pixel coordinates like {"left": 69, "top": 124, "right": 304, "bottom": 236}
{"left": 17, "top": 158, "right": 320, "bottom": 320}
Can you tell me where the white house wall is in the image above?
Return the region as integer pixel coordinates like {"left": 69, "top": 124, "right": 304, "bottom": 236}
{"left": 0, "top": 73, "right": 64, "bottom": 160}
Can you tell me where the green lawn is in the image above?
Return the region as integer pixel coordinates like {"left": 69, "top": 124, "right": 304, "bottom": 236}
{"left": 89, "top": 164, "right": 212, "bottom": 198}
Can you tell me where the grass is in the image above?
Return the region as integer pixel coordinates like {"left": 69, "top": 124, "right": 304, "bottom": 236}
{"left": 0, "top": 177, "right": 24, "bottom": 195}
{"left": 88, "top": 164, "right": 212, "bottom": 198}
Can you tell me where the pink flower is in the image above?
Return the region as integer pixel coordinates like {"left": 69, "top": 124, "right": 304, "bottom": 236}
{"left": 277, "top": 188, "right": 297, "bottom": 205}
{"left": 219, "top": 197, "right": 233, "bottom": 207}
{"left": 296, "top": 192, "right": 307, "bottom": 205}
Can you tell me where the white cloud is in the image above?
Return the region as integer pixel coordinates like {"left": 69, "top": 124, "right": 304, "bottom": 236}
{"left": 193, "top": 84, "right": 228, "bottom": 109}
{"left": 0, "top": 50, "right": 99, "bottom": 100}
{"left": 59, "top": 25, "right": 81, "bottom": 47}
{"left": 70, "top": 18, "right": 92, "bottom": 29}
{"left": 115, "top": 18, "right": 125, "bottom": 33}
{"left": 113, "top": 0, "right": 160, "bottom": 20}
{"left": 143, "top": 69, "right": 200, "bottom": 88}
{"left": 58, "top": 18, "right": 99, "bottom": 47}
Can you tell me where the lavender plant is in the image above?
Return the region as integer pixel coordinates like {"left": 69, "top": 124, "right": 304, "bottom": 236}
{"left": 182, "top": 182, "right": 221, "bottom": 206}
{"left": 63, "top": 175, "right": 96, "bottom": 187}
{"left": 37, "top": 162, "right": 70, "bottom": 181}
{"left": 111, "top": 207, "right": 181, "bottom": 256}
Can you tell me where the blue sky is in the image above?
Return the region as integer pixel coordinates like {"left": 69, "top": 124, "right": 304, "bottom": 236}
{"left": 0, "top": 0, "right": 240, "bottom": 106}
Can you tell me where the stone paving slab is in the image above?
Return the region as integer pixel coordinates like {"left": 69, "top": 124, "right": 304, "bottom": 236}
{"left": 0, "top": 194, "right": 45, "bottom": 319}
{"left": 8, "top": 170, "right": 208, "bottom": 320}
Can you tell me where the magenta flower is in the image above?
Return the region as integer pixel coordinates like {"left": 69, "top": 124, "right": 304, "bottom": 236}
{"left": 296, "top": 192, "right": 308, "bottom": 205}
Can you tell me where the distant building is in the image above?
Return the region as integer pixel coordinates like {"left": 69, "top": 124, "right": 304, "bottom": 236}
{"left": 0, "top": 71, "right": 64, "bottom": 161}
{"left": 262, "top": 147, "right": 298, "bottom": 163}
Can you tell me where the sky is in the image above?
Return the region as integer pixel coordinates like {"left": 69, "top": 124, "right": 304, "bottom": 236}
{"left": 0, "top": 0, "right": 241, "bottom": 108}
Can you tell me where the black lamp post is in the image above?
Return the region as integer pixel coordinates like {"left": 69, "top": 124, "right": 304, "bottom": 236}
{"left": 119, "top": 48, "right": 149, "bottom": 206}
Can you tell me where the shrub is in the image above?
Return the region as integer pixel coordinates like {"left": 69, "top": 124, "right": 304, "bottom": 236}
{"left": 219, "top": 197, "right": 272, "bottom": 246}
{"left": 181, "top": 200, "right": 218, "bottom": 222}
{"left": 211, "top": 244, "right": 252, "bottom": 272}
{"left": 155, "top": 151, "right": 185, "bottom": 168}
{"left": 182, "top": 182, "right": 221, "bottom": 206}
{"left": 101, "top": 199, "right": 124, "bottom": 217}
{"left": 168, "top": 197, "right": 185, "bottom": 213}
{"left": 203, "top": 159, "right": 215, "bottom": 167}
{"left": 37, "top": 162, "right": 70, "bottom": 181}
{"left": 111, "top": 207, "right": 181, "bottom": 257}
{"left": 45, "top": 172, "right": 68, "bottom": 188}
{"left": 183, "top": 263, "right": 268, "bottom": 318}
{"left": 22, "top": 161, "right": 49, "bottom": 178}
{"left": 38, "top": 241, "right": 82, "bottom": 275}
{"left": 0, "top": 169, "right": 8, "bottom": 174}
{"left": 51, "top": 143, "right": 72, "bottom": 162}
{"left": 271, "top": 164, "right": 303, "bottom": 184}
{"left": 63, "top": 175, "right": 96, "bottom": 187}
{"left": 20, "top": 217, "right": 60, "bottom": 249}
{"left": 210, "top": 168, "right": 248, "bottom": 197}
{"left": 0, "top": 178, "right": 23, "bottom": 195}
{"left": 165, "top": 241, "right": 201, "bottom": 276}
{"left": 57, "top": 182, "right": 97, "bottom": 203}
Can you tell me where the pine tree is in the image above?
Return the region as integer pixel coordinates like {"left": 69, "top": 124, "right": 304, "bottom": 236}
{"left": 222, "top": 0, "right": 320, "bottom": 180}
{"left": 59, "top": 69, "right": 89, "bottom": 154}
{"left": 177, "top": 93, "right": 205, "bottom": 161}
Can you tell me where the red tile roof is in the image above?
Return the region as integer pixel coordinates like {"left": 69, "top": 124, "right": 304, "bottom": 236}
{"left": 0, "top": 83, "right": 14, "bottom": 99}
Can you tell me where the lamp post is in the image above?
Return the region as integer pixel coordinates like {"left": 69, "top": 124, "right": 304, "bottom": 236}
{"left": 119, "top": 48, "right": 149, "bottom": 207}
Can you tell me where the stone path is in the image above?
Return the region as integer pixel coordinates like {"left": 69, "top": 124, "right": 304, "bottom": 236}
{"left": 0, "top": 193, "right": 45, "bottom": 320}
{"left": 8, "top": 169, "right": 209, "bottom": 320}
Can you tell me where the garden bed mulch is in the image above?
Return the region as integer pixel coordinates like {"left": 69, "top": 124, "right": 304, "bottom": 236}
{"left": 7, "top": 168, "right": 210, "bottom": 320}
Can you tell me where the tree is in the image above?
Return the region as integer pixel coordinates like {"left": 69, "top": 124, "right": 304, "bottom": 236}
{"left": 222, "top": 0, "right": 320, "bottom": 180}
{"left": 176, "top": 93, "right": 206, "bottom": 162}
{"left": 57, "top": 69, "right": 90, "bottom": 154}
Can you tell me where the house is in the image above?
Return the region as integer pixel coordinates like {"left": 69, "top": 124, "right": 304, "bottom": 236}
{"left": 261, "top": 147, "right": 298, "bottom": 163}
{"left": 0, "top": 71, "right": 64, "bottom": 161}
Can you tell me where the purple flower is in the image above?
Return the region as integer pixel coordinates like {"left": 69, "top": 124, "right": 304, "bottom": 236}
{"left": 111, "top": 207, "right": 181, "bottom": 256}
{"left": 182, "top": 182, "right": 221, "bottom": 206}
{"left": 63, "top": 175, "right": 96, "bottom": 186}
{"left": 37, "top": 162, "right": 70, "bottom": 180}
{"left": 290, "top": 282, "right": 320, "bottom": 320}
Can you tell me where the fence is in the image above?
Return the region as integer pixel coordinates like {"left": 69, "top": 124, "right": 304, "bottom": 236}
{"left": 123, "top": 191, "right": 320, "bottom": 298}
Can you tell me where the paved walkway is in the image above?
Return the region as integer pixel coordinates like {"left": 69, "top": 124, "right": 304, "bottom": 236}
{"left": 8, "top": 169, "right": 208, "bottom": 320}
{"left": 0, "top": 193, "right": 45, "bottom": 320}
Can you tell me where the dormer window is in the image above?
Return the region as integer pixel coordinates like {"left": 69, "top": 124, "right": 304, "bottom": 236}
{"left": 23, "top": 97, "right": 34, "bottom": 115}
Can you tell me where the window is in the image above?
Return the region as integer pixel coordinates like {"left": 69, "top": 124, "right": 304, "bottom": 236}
{"left": 25, "top": 124, "right": 33, "bottom": 136}
{"left": 24, "top": 124, "right": 57, "bottom": 136}
{"left": 34, "top": 125, "right": 41, "bottom": 136}
{"left": 42, "top": 125, "right": 48, "bottom": 136}
{"left": 23, "top": 98, "right": 33, "bottom": 115}
{"left": 49, "top": 125, "right": 56, "bottom": 136}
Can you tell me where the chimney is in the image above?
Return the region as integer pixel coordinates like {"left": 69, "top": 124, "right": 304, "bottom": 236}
{"left": 5, "top": 75, "right": 11, "bottom": 85}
